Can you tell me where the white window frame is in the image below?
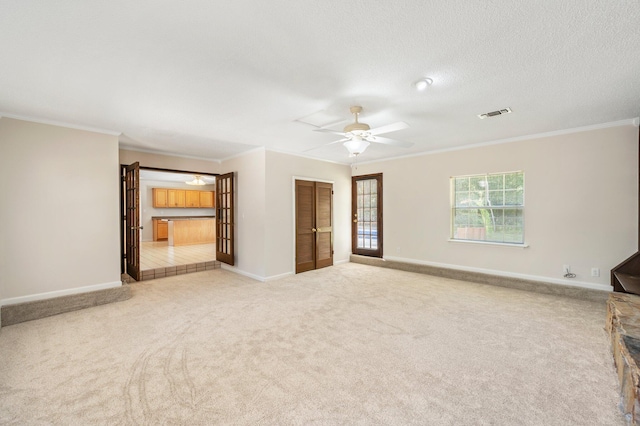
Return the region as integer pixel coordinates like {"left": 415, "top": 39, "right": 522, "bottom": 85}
{"left": 450, "top": 171, "right": 526, "bottom": 246}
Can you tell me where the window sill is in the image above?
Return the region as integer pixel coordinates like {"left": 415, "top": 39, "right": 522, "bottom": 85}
{"left": 448, "top": 239, "right": 529, "bottom": 248}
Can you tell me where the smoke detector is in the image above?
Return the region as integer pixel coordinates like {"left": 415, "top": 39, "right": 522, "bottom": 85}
{"left": 477, "top": 107, "right": 512, "bottom": 119}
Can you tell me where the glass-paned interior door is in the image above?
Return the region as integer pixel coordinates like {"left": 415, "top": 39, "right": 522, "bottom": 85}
{"left": 124, "top": 162, "right": 141, "bottom": 280}
{"left": 216, "top": 172, "right": 235, "bottom": 265}
{"left": 352, "top": 173, "right": 383, "bottom": 257}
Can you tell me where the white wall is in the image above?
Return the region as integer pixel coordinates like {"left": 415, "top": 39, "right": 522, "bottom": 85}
{"left": 219, "top": 148, "right": 267, "bottom": 279}
{"left": 139, "top": 180, "right": 215, "bottom": 241}
{"left": 120, "top": 149, "right": 221, "bottom": 173}
{"left": 264, "top": 150, "right": 352, "bottom": 278}
{"left": 0, "top": 118, "right": 122, "bottom": 304}
{"left": 217, "top": 148, "right": 351, "bottom": 281}
{"left": 353, "top": 124, "right": 638, "bottom": 289}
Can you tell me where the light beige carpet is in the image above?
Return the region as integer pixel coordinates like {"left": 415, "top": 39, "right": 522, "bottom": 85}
{"left": 0, "top": 263, "right": 625, "bottom": 425}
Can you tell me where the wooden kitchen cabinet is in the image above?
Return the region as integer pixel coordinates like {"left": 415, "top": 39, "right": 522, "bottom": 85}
{"left": 158, "top": 221, "right": 168, "bottom": 239}
{"left": 199, "top": 191, "right": 214, "bottom": 208}
{"left": 185, "top": 190, "right": 200, "bottom": 207}
{"left": 167, "top": 189, "right": 185, "bottom": 207}
{"left": 153, "top": 188, "right": 168, "bottom": 207}
{"left": 152, "top": 187, "right": 214, "bottom": 209}
{"left": 153, "top": 219, "right": 169, "bottom": 241}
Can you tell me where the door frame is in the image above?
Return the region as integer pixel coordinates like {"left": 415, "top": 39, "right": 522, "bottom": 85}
{"left": 291, "top": 176, "right": 334, "bottom": 274}
{"left": 352, "top": 173, "right": 383, "bottom": 258}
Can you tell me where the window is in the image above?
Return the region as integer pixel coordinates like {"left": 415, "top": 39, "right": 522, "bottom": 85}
{"left": 451, "top": 171, "right": 524, "bottom": 244}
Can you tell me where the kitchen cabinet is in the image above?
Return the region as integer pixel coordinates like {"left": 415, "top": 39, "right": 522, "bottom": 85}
{"left": 199, "top": 191, "right": 214, "bottom": 208}
{"left": 153, "top": 219, "right": 169, "bottom": 241}
{"left": 167, "top": 189, "right": 185, "bottom": 207}
{"left": 185, "top": 190, "right": 200, "bottom": 207}
{"left": 153, "top": 188, "right": 168, "bottom": 207}
{"left": 152, "top": 187, "right": 214, "bottom": 209}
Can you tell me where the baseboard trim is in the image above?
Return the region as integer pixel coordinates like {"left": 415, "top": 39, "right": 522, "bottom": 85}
{"left": 264, "top": 272, "right": 294, "bottom": 282}
{"left": 222, "top": 259, "right": 350, "bottom": 282}
{"left": 351, "top": 255, "right": 610, "bottom": 302}
{"left": 1, "top": 280, "right": 124, "bottom": 306}
{"left": 1, "top": 284, "right": 132, "bottom": 327}
{"left": 219, "top": 265, "right": 288, "bottom": 282}
{"left": 220, "top": 264, "right": 265, "bottom": 282}
{"left": 383, "top": 255, "right": 611, "bottom": 292}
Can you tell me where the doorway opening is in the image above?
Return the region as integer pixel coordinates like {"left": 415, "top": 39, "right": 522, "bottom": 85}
{"left": 120, "top": 165, "right": 221, "bottom": 281}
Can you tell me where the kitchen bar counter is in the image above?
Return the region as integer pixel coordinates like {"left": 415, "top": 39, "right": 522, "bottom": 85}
{"left": 167, "top": 218, "right": 215, "bottom": 246}
{"left": 152, "top": 216, "right": 215, "bottom": 241}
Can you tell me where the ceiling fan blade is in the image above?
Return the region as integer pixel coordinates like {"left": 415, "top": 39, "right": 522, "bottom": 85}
{"left": 302, "top": 138, "right": 349, "bottom": 153}
{"left": 314, "top": 128, "right": 346, "bottom": 136}
{"left": 368, "top": 121, "right": 409, "bottom": 136}
{"left": 367, "top": 135, "right": 413, "bottom": 148}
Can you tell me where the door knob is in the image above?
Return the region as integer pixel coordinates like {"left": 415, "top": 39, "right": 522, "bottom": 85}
{"left": 312, "top": 228, "right": 317, "bottom": 232}
{"left": 130, "top": 226, "right": 144, "bottom": 230}
{"left": 317, "top": 228, "right": 321, "bottom": 232}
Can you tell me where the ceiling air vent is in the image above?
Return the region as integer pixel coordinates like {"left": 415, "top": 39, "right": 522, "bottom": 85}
{"left": 477, "top": 107, "right": 512, "bottom": 119}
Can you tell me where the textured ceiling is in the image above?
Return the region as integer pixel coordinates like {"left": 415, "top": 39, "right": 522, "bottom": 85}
{"left": 1, "top": 1, "right": 639, "bottom": 164}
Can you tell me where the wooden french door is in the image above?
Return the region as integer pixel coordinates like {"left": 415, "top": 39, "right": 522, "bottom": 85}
{"left": 124, "top": 162, "right": 141, "bottom": 280}
{"left": 352, "top": 173, "right": 383, "bottom": 257}
{"left": 216, "top": 172, "right": 235, "bottom": 265}
{"left": 295, "top": 180, "right": 333, "bottom": 273}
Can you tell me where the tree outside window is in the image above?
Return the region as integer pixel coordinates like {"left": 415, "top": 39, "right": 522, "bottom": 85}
{"left": 451, "top": 171, "right": 524, "bottom": 244}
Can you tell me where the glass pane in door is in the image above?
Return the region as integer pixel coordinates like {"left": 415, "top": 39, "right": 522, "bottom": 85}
{"left": 356, "top": 178, "right": 378, "bottom": 250}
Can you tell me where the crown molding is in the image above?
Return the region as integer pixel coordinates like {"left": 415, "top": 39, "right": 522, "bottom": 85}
{"left": 118, "top": 144, "right": 223, "bottom": 164}
{"left": 356, "top": 118, "right": 640, "bottom": 167}
{"left": 0, "top": 112, "right": 121, "bottom": 136}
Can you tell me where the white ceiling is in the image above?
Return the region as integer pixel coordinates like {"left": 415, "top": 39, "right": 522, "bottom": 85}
{"left": 1, "top": 1, "right": 639, "bottom": 164}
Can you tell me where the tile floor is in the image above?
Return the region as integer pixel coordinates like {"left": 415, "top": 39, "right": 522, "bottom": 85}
{"left": 140, "top": 241, "right": 216, "bottom": 270}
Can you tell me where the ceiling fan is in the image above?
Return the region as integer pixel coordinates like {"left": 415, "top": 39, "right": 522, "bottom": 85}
{"left": 314, "top": 106, "right": 412, "bottom": 156}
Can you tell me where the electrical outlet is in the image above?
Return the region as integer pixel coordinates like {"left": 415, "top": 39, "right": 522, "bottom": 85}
{"left": 591, "top": 268, "right": 600, "bottom": 277}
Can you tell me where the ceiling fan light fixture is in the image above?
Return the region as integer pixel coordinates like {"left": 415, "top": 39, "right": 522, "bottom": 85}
{"left": 343, "top": 137, "right": 370, "bottom": 156}
{"left": 311, "top": 105, "right": 412, "bottom": 157}
{"left": 414, "top": 77, "right": 433, "bottom": 91}
{"left": 186, "top": 175, "right": 206, "bottom": 185}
